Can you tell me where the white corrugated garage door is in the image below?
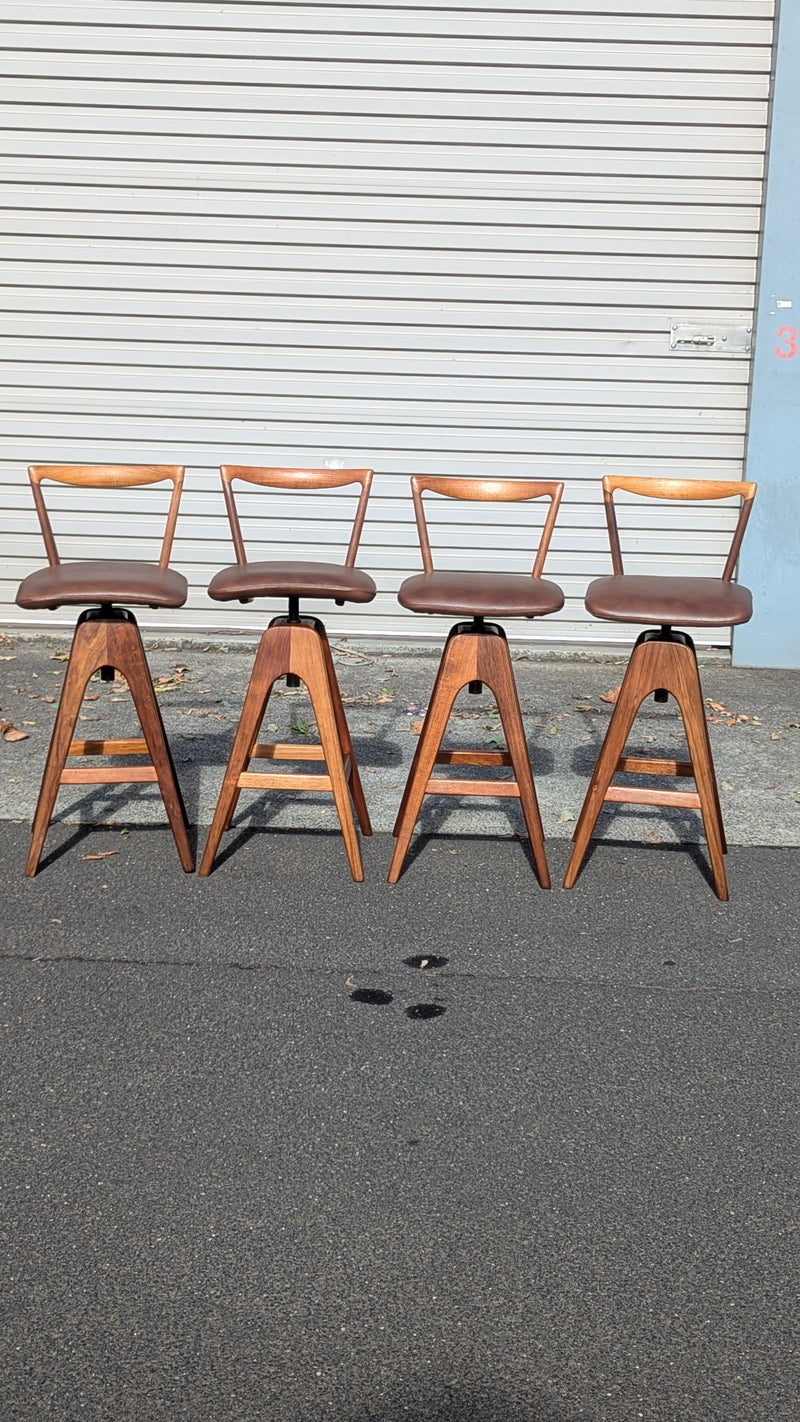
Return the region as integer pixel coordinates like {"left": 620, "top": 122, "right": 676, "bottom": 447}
{"left": 0, "top": 0, "right": 774, "bottom": 645}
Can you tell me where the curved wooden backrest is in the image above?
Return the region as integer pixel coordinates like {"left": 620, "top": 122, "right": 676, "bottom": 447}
{"left": 27, "top": 464, "right": 185, "bottom": 569}
{"left": 219, "top": 465, "right": 374, "bottom": 568}
{"left": 409, "top": 475, "right": 564, "bottom": 578}
{"left": 601, "top": 475, "right": 757, "bottom": 581}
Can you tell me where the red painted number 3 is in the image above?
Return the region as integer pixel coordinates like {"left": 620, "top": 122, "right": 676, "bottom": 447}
{"left": 774, "top": 325, "right": 798, "bottom": 359}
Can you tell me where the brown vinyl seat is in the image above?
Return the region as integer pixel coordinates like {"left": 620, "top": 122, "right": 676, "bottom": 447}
{"left": 17, "top": 559, "right": 187, "bottom": 611}
{"left": 14, "top": 465, "right": 194, "bottom": 876}
{"left": 585, "top": 575, "right": 752, "bottom": 628}
{"left": 208, "top": 559, "right": 375, "bottom": 605}
{"left": 199, "top": 466, "right": 377, "bottom": 882}
{"left": 563, "top": 475, "right": 757, "bottom": 901}
{"left": 388, "top": 475, "right": 565, "bottom": 885}
{"left": 399, "top": 570, "right": 564, "bottom": 620}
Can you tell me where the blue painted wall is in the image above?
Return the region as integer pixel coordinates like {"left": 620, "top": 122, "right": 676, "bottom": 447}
{"left": 734, "top": 0, "right": 800, "bottom": 666}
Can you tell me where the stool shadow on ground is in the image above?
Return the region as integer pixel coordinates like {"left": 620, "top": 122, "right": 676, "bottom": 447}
{"left": 199, "top": 820, "right": 363, "bottom": 873}
{"left": 571, "top": 833, "right": 719, "bottom": 895}
{"left": 390, "top": 739, "right": 555, "bottom": 880}
{"left": 570, "top": 738, "right": 714, "bottom": 846}
{"left": 32, "top": 816, "right": 201, "bottom": 875}
{"left": 398, "top": 823, "right": 544, "bottom": 879}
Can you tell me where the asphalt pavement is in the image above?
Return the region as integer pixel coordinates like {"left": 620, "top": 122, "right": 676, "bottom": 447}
{"left": 1, "top": 631, "right": 798, "bottom": 1421}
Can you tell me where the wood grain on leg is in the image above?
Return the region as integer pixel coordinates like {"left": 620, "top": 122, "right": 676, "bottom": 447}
{"left": 117, "top": 619, "right": 194, "bottom": 872}
{"left": 389, "top": 624, "right": 550, "bottom": 886}
{"left": 27, "top": 610, "right": 193, "bottom": 876}
{"left": 563, "top": 631, "right": 729, "bottom": 898}
{"left": 481, "top": 633, "right": 550, "bottom": 888}
{"left": 388, "top": 630, "right": 471, "bottom": 882}
{"left": 198, "top": 624, "right": 283, "bottom": 876}
{"left": 199, "top": 617, "right": 368, "bottom": 880}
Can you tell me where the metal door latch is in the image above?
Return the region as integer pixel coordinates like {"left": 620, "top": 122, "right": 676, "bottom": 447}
{"left": 669, "top": 322, "right": 752, "bottom": 355}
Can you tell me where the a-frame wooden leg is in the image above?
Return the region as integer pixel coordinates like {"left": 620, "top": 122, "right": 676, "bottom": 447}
{"left": 199, "top": 617, "right": 368, "bottom": 881}
{"left": 26, "top": 617, "right": 101, "bottom": 876}
{"left": 26, "top": 609, "right": 193, "bottom": 877}
{"left": 390, "top": 623, "right": 464, "bottom": 841}
{"left": 563, "top": 631, "right": 729, "bottom": 898}
{"left": 388, "top": 633, "right": 469, "bottom": 883}
{"left": 389, "top": 624, "right": 549, "bottom": 886}
{"left": 319, "top": 626, "right": 372, "bottom": 836}
{"left": 562, "top": 650, "right": 651, "bottom": 891}
{"left": 480, "top": 634, "right": 550, "bottom": 888}
{"left": 297, "top": 624, "right": 365, "bottom": 881}
{"left": 117, "top": 619, "right": 194, "bottom": 873}
{"left": 667, "top": 644, "right": 728, "bottom": 900}
{"left": 198, "top": 624, "right": 285, "bottom": 876}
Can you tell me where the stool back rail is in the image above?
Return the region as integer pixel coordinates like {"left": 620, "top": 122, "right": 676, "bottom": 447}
{"left": 563, "top": 475, "right": 757, "bottom": 900}
{"left": 198, "top": 466, "right": 376, "bottom": 881}
{"left": 388, "top": 476, "right": 565, "bottom": 885}
{"left": 16, "top": 464, "right": 193, "bottom": 875}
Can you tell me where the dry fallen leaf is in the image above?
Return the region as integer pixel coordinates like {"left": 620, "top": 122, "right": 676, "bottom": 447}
{"left": 410, "top": 718, "right": 425, "bottom": 736}
{"left": 0, "top": 719, "right": 28, "bottom": 742}
{"left": 50, "top": 652, "right": 70, "bottom": 662}
{"left": 153, "top": 665, "right": 190, "bottom": 693}
{"left": 81, "top": 850, "right": 119, "bottom": 861}
{"left": 601, "top": 685, "right": 621, "bottom": 704}
{"left": 0, "top": 655, "right": 16, "bottom": 661}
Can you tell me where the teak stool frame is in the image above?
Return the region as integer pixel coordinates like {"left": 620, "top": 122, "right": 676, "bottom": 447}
{"left": 388, "top": 476, "right": 564, "bottom": 885}
{"left": 563, "top": 476, "right": 757, "bottom": 901}
{"left": 21, "top": 465, "right": 193, "bottom": 876}
{"left": 199, "top": 466, "right": 375, "bottom": 881}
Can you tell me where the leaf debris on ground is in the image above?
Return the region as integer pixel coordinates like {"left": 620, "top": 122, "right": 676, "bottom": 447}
{"left": 153, "top": 665, "right": 190, "bottom": 693}
{"left": 0, "top": 718, "right": 29, "bottom": 741}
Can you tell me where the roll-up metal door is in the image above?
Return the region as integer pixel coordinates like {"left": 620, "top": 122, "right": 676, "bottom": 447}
{"left": 0, "top": 1, "right": 774, "bottom": 645}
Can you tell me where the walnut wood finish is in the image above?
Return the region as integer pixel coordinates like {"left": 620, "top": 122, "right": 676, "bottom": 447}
{"left": 564, "top": 476, "right": 756, "bottom": 900}
{"left": 198, "top": 616, "right": 371, "bottom": 881}
{"left": 388, "top": 622, "right": 550, "bottom": 885}
{"left": 19, "top": 465, "right": 192, "bottom": 876}
{"left": 601, "top": 475, "right": 757, "bottom": 582}
{"left": 389, "top": 476, "right": 564, "bottom": 884}
{"left": 219, "top": 465, "right": 373, "bottom": 570}
{"left": 25, "top": 610, "right": 193, "bottom": 876}
{"left": 563, "top": 630, "right": 728, "bottom": 898}
{"left": 201, "top": 465, "right": 375, "bottom": 877}
{"left": 410, "top": 475, "right": 563, "bottom": 578}
{"left": 28, "top": 464, "right": 185, "bottom": 570}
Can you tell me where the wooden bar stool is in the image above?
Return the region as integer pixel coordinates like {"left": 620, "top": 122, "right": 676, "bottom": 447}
{"left": 388, "top": 476, "right": 564, "bottom": 885}
{"left": 563, "top": 475, "right": 757, "bottom": 901}
{"left": 15, "top": 465, "right": 194, "bottom": 876}
{"left": 198, "top": 466, "right": 376, "bottom": 881}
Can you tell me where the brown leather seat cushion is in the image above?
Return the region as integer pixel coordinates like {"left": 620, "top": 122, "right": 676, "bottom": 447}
{"left": 16, "top": 560, "right": 188, "bottom": 610}
{"left": 208, "top": 560, "right": 376, "bottom": 604}
{"left": 398, "top": 571, "right": 564, "bottom": 619}
{"left": 586, "top": 575, "right": 753, "bottom": 627}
